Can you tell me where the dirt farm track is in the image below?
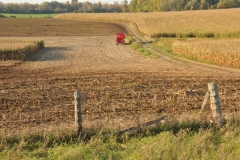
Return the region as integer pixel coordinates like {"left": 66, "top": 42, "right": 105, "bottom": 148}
{"left": 0, "top": 19, "right": 240, "bottom": 134}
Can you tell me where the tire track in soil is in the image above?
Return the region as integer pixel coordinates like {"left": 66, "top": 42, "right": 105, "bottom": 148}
{"left": 18, "top": 36, "right": 157, "bottom": 73}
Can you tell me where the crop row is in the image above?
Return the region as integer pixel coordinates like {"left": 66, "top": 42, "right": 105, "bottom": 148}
{"left": 0, "top": 40, "right": 44, "bottom": 61}
{"left": 172, "top": 39, "right": 240, "bottom": 68}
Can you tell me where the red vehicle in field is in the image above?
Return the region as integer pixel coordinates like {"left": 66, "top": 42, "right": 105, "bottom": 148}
{"left": 115, "top": 33, "right": 125, "bottom": 45}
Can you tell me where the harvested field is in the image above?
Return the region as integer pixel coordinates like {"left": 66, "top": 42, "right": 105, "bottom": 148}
{"left": 0, "top": 18, "right": 127, "bottom": 36}
{"left": 0, "top": 19, "right": 240, "bottom": 134}
{"left": 56, "top": 8, "right": 240, "bottom": 38}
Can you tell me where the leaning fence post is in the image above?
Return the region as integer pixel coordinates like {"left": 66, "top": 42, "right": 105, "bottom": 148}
{"left": 74, "top": 91, "right": 82, "bottom": 136}
{"left": 208, "top": 82, "right": 223, "bottom": 127}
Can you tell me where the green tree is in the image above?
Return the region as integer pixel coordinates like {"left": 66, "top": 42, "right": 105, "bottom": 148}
{"left": 71, "top": 0, "right": 78, "bottom": 4}
{"left": 122, "top": 0, "right": 129, "bottom": 12}
{"left": 136, "top": 0, "right": 143, "bottom": 12}
{"left": 0, "top": 2, "right": 3, "bottom": 12}
{"left": 82, "top": 1, "right": 91, "bottom": 12}
{"left": 129, "top": 0, "right": 137, "bottom": 12}
{"left": 112, "top": 2, "right": 122, "bottom": 12}
{"left": 217, "top": 0, "right": 238, "bottom": 8}
{"left": 50, "top": 1, "right": 59, "bottom": 9}
{"left": 92, "top": 2, "right": 102, "bottom": 12}
{"left": 4, "top": 3, "right": 14, "bottom": 13}
{"left": 71, "top": 1, "right": 79, "bottom": 11}
{"left": 65, "top": 1, "right": 73, "bottom": 12}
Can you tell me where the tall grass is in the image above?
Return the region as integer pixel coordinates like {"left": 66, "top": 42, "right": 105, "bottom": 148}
{"left": 1, "top": 113, "right": 240, "bottom": 159}
{"left": 0, "top": 40, "right": 44, "bottom": 61}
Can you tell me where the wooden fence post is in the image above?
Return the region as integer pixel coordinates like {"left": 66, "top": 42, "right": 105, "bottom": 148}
{"left": 200, "top": 91, "right": 210, "bottom": 113}
{"left": 74, "top": 91, "right": 82, "bottom": 136}
{"left": 208, "top": 82, "right": 224, "bottom": 127}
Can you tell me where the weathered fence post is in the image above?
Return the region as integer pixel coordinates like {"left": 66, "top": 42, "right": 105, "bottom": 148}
{"left": 200, "top": 91, "right": 210, "bottom": 113}
{"left": 74, "top": 91, "right": 82, "bottom": 136}
{"left": 208, "top": 82, "right": 224, "bottom": 127}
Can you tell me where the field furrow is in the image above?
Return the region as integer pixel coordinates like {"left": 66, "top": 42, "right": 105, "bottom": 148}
{"left": 1, "top": 35, "right": 240, "bottom": 133}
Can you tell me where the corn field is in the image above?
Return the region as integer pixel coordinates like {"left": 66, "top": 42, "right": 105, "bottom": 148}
{"left": 172, "top": 39, "right": 240, "bottom": 68}
{"left": 0, "top": 40, "right": 44, "bottom": 61}
{"left": 56, "top": 8, "right": 240, "bottom": 38}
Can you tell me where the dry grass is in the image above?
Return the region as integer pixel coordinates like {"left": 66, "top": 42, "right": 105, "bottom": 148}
{"left": 1, "top": 113, "right": 240, "bottom": 160}
{"left": 56, "top": 8, "right": 240, "bottom": 37}
{"left": 172, "top": 39, "right": 240, "bottom": 68}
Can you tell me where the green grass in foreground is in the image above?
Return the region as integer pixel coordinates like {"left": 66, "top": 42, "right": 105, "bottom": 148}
{"left": 0, "top": 13, "right": 59, "bottom": 18}
{"left": 129, "top": 36, "right": 159, "bottom": 59}
{"left": 1, "top": 116, "right": 240, "bottom": 159}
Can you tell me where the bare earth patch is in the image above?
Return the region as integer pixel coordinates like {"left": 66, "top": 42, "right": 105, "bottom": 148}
{"left": 0, "top": 18, "right": 127, "bottom": 36}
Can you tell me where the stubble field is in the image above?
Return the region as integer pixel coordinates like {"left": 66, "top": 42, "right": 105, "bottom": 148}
{"left": 0, "top": 18, "right": 240, "bottom": 134}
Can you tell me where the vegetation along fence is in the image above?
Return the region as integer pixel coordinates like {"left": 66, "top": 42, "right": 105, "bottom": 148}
{"left": 74, "top": 82, "right": 223, "bottom": 136}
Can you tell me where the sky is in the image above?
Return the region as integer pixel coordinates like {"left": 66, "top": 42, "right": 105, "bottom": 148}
{"left": 0, "top": 0, "right": 122, "bottom": 4}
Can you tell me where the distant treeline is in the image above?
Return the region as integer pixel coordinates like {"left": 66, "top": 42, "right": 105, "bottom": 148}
{"left": 129, "top": 0, "right": 240, "bottom": 12}
{"left": 0, "top": 0, "right": 129, "bottom": 13}
{"left": 0, "top": 0, "right": 239, "bottom": 14}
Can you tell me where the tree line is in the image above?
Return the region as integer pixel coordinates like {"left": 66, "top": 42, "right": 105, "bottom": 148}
{"left": 0, "top": 0, "right": 129, "bottom": 14}
{"left": 129, "top": 0, "right": 240, "bottom": 11}
{"left": 0, "top": 0, "right": 239, "bottom": 14}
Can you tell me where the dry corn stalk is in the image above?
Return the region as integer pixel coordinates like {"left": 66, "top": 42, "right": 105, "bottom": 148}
{"left": 0, "top": 39, "right": 44, "bottom": 61}
{"left": 172, "top": 39, "right": 240, "bottom": 68}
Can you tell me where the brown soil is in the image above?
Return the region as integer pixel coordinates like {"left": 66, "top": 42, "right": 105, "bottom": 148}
{"left": 0, "top": 19, "right": 240, "bottom": 134}
{"left": 0, "top": 18, "right": 127, "bottom": 36}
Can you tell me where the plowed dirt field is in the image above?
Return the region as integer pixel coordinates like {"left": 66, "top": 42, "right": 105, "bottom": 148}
{"left": 0, "top": 19, "right": 240, "bottom": 134}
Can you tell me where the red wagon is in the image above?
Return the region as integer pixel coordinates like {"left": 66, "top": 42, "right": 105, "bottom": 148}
{"left": 115, "top": 33, "right": 125, "bottom": 45}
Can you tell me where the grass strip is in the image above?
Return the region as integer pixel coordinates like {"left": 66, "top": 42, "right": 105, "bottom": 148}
{"left": 1, "top": 116, "right": 240, "bottom": 159}
{"left": 128, "top": 36, "right": 159, "bottom": 59}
